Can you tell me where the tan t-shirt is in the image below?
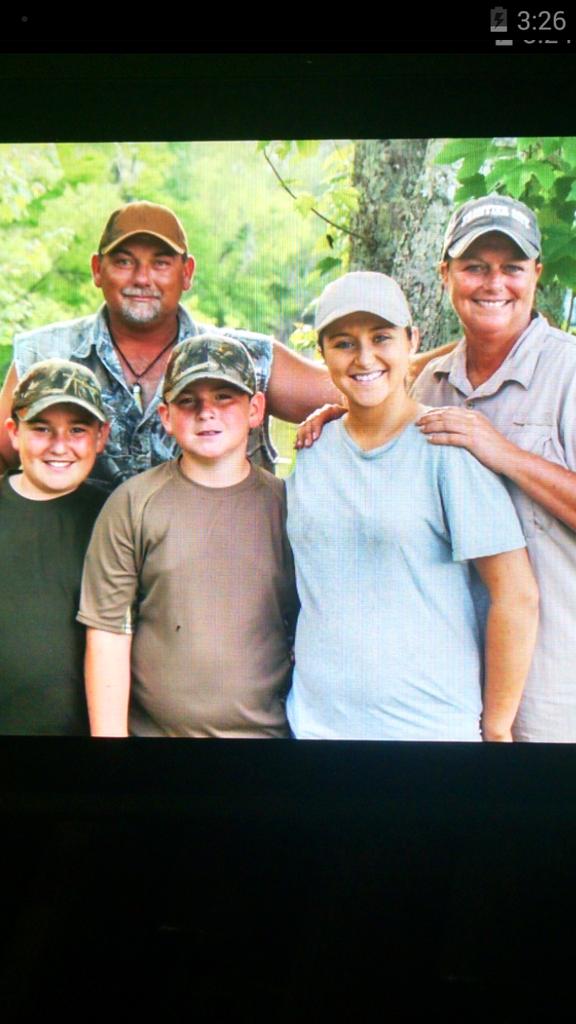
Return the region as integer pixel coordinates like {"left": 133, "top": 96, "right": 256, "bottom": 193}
{"left": 78, "top": 461, "right": 298, "bottom": 738}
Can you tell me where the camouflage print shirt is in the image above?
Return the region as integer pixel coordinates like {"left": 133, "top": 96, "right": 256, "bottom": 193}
{"left": 14, "top": 306, "right": 276, "bottom": 491}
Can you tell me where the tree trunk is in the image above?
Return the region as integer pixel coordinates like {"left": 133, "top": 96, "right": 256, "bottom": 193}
{"left": 350, "top": 139, "right": 460, "bottom": 351}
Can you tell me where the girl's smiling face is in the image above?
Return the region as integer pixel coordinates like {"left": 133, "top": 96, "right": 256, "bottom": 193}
{"left": 321, "top": 312, "right": 417, "bottom": 413}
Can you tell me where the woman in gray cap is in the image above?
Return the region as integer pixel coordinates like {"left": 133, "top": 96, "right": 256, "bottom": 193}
{"left": 413, "top": 195, "right": 576, "bottom": 742}
{"left": 301, "top": 195, "right": 576, "bottom": 742}
{"left": 286, "top": 270, "right": 538, "bottom": 742}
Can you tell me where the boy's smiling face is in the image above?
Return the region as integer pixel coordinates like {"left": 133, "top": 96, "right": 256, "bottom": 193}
{"left": 159, "top": 379, "right": 265, "bottom": 468}
{"left": 6, "top": 403, "right": 109, "bottom": 500}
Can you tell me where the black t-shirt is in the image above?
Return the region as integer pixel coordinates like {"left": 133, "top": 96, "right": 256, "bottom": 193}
{"left": 0, "top": 476, "right": 107, "bottom": 735}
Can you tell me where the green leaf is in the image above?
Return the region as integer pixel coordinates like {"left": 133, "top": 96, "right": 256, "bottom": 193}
{"left": 289, "top": 322, "right": 319, "bottom": 351}
{"left": 331, "top": 186, "right": 359, "bottom": 212}
{"left": 454, "top": 175, "right": 486, "bottom": 203}
{"left": 275, "top": 140, "right": 293, "bottom": 161}
{"left": 562, "top": 138, "right": 576, "bottom": 167}
{"left": 458, "top": 154, "right": 486, "bottom": 180}
{"left": 543, "top": 254, "right": 576, "bottom": 289}
{"left": 542, "top": 223, "right": 576, "bottom": 259}
{"left": 295, "top": 139, "right": 321, "bottom": 158}
{"left": 294, "top": 193, "right": 316, "bottom": 217}
{"left": 522, "top": 160, "right": 556, "bottom": 192}
{"left": 517, "top": 137, "right": 540, "bottom": 153}
{"left": 541, "top": 138, "right": 562, "bottom": 157}
{"left": 486, "top": 161, "right": 533, "bottom": 198}
{"left": 316, "top": 256, "right": 342, "bottom": 275}
{"left": 486, "top": 139, "right": 516, "bottom": 158}
{"left": 433, "top": 138, "right": 489, "bottom": 166}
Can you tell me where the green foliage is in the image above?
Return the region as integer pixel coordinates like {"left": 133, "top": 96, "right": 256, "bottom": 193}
{"left": 0, "top": 140, "right": 342, "bottom": 358}
{"left": 0, "top": 344, "right": 13, "bottom": 385}
{"left": 288, "top": 321, "right": 319, "bottom": 353}
{"left": 435, "top": 137, "right": 576, "bottom": 303}
{"left": 261, "top": 140, "right": 357, "bottom": 287}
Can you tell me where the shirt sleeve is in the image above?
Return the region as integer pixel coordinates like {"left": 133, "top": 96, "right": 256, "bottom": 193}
{"left": 77, "top": 482, "right": 140, "bottom": 634}
{"left": 557, "top": 362, "right": 576, "bottom": 471}
{"left": 438, "top": 446, "right": 526, "bottom": 562}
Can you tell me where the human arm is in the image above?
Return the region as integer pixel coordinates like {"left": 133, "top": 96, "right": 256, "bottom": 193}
{"left": 0, "top": 363, "right": 21, "bottom": 474}
{"left": 266, "top": 340, "right": 343, "bottom": 423}
{"left": 473, "top": 550, "right": 539, "bottom": 742}
{"left": 418, "top": 407, "right": 576, "bottom": 532}
{"left": 85, "top": 629, "right": 132, "bottom": 737}
{"left": 408, "top": 341, "right": 457, "bottom": 385}
{"left": 77, "top": 481, "right": 140, "bottom": 737}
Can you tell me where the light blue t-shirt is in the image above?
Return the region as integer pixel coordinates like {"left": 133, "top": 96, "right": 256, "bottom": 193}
{"left": 286, "top": 419, "right": 526, "bottom": 742}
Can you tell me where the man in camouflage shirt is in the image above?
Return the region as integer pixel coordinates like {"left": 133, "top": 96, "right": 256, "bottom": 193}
{"left": 0, "top": 201, "right": 339, "bottom": 490}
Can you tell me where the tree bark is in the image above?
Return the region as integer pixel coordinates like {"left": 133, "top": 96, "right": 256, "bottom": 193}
{"left": 350, "top": 139, "right": 460, "bottom": 351}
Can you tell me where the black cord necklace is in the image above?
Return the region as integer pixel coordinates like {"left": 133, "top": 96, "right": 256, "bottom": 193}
{"left": 109, "top": 326, "right": 178, "bottom": 412}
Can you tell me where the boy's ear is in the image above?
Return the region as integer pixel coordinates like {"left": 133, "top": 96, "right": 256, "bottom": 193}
{"left": 248, "top": 391, "right": 266, "bottom": 429}
{"left": 95, "top": 421, "right": 111, "bottom": 453}
{"left": 5, "top": 417, "right": 20, "bottom": 453}
{"left": 157, "top": 402, "right": 173, "bottom": 435}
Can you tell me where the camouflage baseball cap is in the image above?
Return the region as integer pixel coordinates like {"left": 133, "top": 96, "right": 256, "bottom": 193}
{"left": 98, "top": 201, "right": 188, "bottom": 256}
{"left": 163, "top": 334, "right": 257, "bottom": 402}
{"left": 12, "top": 359, "right": 107, "bottom": 423}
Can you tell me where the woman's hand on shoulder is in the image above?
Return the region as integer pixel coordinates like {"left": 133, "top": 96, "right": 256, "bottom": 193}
{"left": 417, "top": 407, "right": 515, "bottom": 474}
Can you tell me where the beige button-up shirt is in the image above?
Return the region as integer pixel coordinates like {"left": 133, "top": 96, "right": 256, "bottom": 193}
{"left": 412, "top": 314, "right": 576, "bottom": 742}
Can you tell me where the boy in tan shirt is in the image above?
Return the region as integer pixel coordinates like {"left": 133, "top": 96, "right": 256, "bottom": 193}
{"left": 79, "top": 334, "right": 298, "bottom": 738}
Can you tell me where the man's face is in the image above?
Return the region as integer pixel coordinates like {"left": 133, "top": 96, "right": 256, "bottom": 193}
{"left": 6, "top": 403, "right": 109, "bottom": 500}
{"left": 159, "top": 380, "right": 264, "bottom": 467}
{"left": 91, "top": 234, "right": 195, "bottom": 328}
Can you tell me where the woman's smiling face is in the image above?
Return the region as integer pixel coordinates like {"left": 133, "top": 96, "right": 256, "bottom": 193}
{"left": 441, "top": 232, "right": 542, "bottom": 344}
{"left": 321, "top": 312, "right": 416, "bottom": 413}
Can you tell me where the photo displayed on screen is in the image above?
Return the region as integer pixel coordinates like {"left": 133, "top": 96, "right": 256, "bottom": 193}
{"left": 0, "top": 136, "right": 574, "bottom": 743}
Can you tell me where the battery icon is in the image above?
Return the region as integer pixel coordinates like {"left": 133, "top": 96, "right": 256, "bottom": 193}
{"left": 490, "top": 6, "right": 508, "bottom": 31}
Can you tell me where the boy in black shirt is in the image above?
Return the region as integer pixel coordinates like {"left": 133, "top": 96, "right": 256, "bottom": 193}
{"left": 0, "top": 359, "right": 109, "bottom": 733}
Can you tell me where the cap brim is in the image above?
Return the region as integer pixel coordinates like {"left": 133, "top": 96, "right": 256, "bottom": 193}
{"left": 18, "top": 395, "right": 107, "bottom": 423}
{"left": 447, "top": 227, "right": 540, "bottom": 260}
{"left": 100, "top": 230, "right": 185, "bottom": 256}
{"left": 163, "top": 370, "right": 254, "bottom": 403}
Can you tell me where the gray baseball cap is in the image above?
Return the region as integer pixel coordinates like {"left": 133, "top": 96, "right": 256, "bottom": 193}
{"left": 12, "top": 359, "right": 107, "bottom": 423}
{"left": 442, "top": 194, "right": 541, "bottom": 260}
{"left": 315, "top": 271, "right": 413, "bottom": 333}
{"left": 163, "top": 334, "right": 257, "bottom": 402}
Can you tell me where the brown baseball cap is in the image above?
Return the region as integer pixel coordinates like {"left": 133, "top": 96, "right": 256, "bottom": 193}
{"left": 98, "top": 201, "right": 188, "bottom": 256}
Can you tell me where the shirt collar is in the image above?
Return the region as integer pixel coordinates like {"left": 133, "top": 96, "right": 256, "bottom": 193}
{"left": 431, "top": 313, "right": 548, "bottom": 398}
{"left": 68, "top": 304, "right": 197, "bottom": 359}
